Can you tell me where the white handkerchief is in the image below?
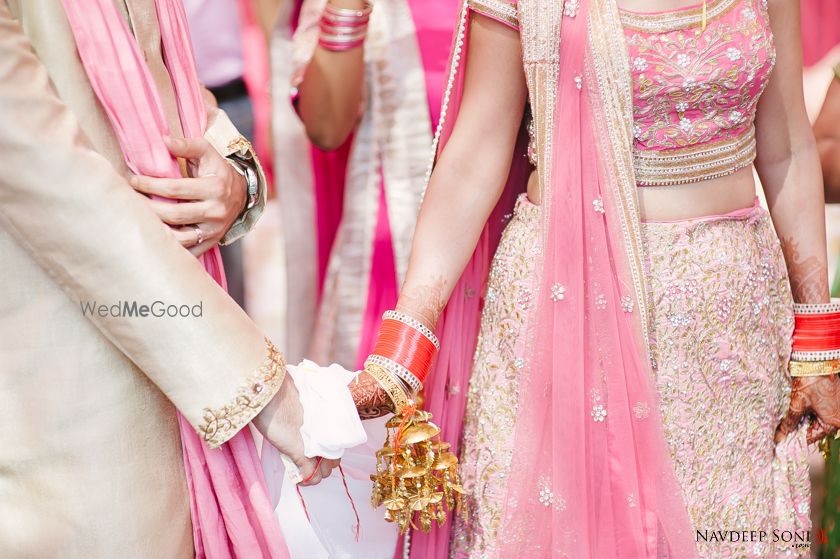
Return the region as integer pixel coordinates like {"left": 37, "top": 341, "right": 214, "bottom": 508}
{"left": 286, "top": 360, "right": 367, "bottom": 459}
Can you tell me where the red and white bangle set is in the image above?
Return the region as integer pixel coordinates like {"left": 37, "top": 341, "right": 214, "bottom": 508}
{"left": 318, "top": 2, "right": 372, "bottom": 52}
{"left": 364, "top": 310, "right": 439, "bottom": 407}
{"left": 790, "top": 301, "right": 840, "bottom": 377}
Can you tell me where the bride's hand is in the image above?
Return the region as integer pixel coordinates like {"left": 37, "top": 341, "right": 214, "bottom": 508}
{"left": 775, "top": 375, "right": 840, "bottom": 444}
{"left": 253, "top": 375, "right": 339, "bottom": 485}
{"left": 350, "top": 370, "right": 396, "bottom": 419}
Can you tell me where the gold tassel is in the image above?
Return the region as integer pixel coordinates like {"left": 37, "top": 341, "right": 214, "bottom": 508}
{"left": 701, "top": 0, "right": 707, "bottom": 32}
{"left": 370, "top": 407, "right": 465, "bottom": 533}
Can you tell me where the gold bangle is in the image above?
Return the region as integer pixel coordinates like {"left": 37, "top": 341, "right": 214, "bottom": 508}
{"left": 365, "top": 362, "right": 411, "bottom": 411}
{"left": 833, "top": 63, "right": 840, "bottom": 82}
{"left": 789, "top": 359, "right": 840, "bottom": 377}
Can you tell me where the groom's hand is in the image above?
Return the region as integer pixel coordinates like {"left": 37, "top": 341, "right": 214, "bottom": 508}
{"left": 253, "top": 375, "right": 340, "bottom": 486}
{"left": 129, "top": 136, "right": 247, "bottom": 256}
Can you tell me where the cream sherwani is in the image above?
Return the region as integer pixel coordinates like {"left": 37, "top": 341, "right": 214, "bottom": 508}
{"left": 0, "top": 2, "right": 279, "bottom": 557}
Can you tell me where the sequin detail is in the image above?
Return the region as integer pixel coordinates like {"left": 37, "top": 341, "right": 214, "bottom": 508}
{"left": 624, "top": 0, "right": 775, "bottom": 186}
{"left": 633, "top": 401, "right": 650, "bottom": 419}
{"left": 453, "top": 195, "right": 540, "bottom": 558}
{"left": 550, "top": 283, "right": 566, "bottom": 302}
{"left": 643, "top": 207, "right": 810, "bottom": 559}
{"left": 468, "top": 0, "right": 519, "bottom": 29}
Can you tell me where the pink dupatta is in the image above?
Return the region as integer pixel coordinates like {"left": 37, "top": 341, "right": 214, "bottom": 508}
{"left": 59, "top": 2, "right": 289, "bottom": 556}
{"left": 416, "top": 0, "right": 698, "bottom": 556}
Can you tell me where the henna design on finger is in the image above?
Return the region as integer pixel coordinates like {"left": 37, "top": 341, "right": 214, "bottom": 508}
{"left": 776, "top": 378, "right": 810, "bottom": 441}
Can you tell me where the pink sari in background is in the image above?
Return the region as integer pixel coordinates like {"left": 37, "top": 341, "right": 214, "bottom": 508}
{"left": 59, "top": 2, "right": 288, "bottom": 557}
{"left": 279, "top": 0, "right": 460, "bottom": 372}
{"left": 800, "top": 0, "right": 840, "bottom": 67}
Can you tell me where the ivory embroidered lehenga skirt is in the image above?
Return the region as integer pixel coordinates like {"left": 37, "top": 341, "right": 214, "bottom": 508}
{"left": 452, "top": 195, "right": 812, "bottom": 559}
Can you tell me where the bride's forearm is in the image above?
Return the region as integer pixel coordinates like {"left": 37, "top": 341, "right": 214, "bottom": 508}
{"left": 395, "top": 14, "right": 527, "bottom": 329}
{"left": 761, "top": 147, "right": 830, "bottom": 303}
{"left": 395, "top": 146, "right": 509, "bottom": 328}
{"left": 755, "top": 1, "right": 829, "bottom": 304}
{"left": 353, "top": 13, "right": 527, "bottom": 419}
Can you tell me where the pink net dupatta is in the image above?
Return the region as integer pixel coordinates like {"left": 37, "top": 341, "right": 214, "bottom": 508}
{"left": 409, "top": 4, "right": 531, "bottom": 558}
{"left": 59, "top": 2, "right": 289, "bottom": 557}
{"left": 496, "top": 1, "right": 697, "bottom": 557}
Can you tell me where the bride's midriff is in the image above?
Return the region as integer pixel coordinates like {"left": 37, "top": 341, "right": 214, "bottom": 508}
{"left": 525, "top": 165, "right": 758, "bottom": 221}
{"left": 636, "top": 166, "right": 757, "bottom": 221}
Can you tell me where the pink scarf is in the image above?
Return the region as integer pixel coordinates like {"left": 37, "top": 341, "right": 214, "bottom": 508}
{"left": 59, "top": 1, "right": 289, "bottom": 556}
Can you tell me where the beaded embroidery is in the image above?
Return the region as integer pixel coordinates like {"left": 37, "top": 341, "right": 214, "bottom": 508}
{"left": 623, "top": 0, "right": 775, "bottom": 186}
{"left": 198, "top": 338, "right": 286, "bottom": 448}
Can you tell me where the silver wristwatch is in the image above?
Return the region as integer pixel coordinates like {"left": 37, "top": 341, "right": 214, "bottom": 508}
{"left": 227, "top": 156, "right": 259, "bottom": 211}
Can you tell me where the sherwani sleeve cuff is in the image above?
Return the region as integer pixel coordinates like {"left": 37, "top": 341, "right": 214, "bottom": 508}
{"left": 204, "top": 109, "right": 267, "bottom": 246}
{"left": 197, "top": 338, "right": 286, "bottom": 448}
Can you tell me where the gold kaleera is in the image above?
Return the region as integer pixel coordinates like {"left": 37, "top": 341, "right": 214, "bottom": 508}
{"left": 370, "top": 406, "right": 466, "bottom": 533}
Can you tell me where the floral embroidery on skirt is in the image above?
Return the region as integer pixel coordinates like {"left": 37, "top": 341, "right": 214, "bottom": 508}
{"left": 452, "top": 200, "right": 811, "bottom": 559}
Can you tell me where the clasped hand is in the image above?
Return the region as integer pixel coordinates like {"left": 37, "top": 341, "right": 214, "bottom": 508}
{"left": 775, "top": 374, "right": 840, "bottom": 444}
{"left": 130, "top": 136, "right": 246, "bottom": 255}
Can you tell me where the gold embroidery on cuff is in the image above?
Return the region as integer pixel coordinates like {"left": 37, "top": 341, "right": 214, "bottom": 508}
{"left": 468, "top": 0, "right": 519, "bottom": 28}
{"left": 198, "top": 338, "right": 286, "bottom": 448}
{"left": 226, "top": 136, "right": 254, "bottom": 158}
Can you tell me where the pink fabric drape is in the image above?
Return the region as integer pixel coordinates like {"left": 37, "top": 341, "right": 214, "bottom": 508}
{"left": 59, "top": 2, "right": 289, "bottom": 557}
{"left": 412, "top": 1, "right": 697, "bottom": 556}
{"left": 800, "top": 0, "right": 840, "bottom": 67}
{"left": 238, "top": 0, "right": 275, "bottom": 191}
{"left": 312, "top": 142, "right": 351, "bottom": 292}
{"left": 496, "top": 1, "right": 697, "bottom": 556}
{"left": 354, "top": 171, "right": 399, "bottom": 369}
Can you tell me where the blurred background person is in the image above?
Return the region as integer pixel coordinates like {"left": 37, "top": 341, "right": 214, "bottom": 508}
{"left": 265, "top": 0, "right": 462, "bottom": 557}
{"left": 274, "top": 0, "right": 460, "bottom": 371}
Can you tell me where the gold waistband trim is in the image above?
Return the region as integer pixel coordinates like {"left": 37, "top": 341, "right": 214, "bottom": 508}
{"left": 619, "top": 0, "right": 738, "bottom": 33}
{"left": 634, "top": 127, "right": 756, "bottom": 187}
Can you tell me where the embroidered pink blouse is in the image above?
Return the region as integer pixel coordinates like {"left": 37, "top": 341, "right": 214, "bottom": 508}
{"left": 468, "top": 0, "right": 775, "bottom": 185}
{"left": 623, "top": 0, "right": 774, "bottom": 150}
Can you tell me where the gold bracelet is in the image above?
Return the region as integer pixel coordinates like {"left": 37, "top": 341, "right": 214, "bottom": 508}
{"left": 365, "top": 362, "right": 411, "bottom": 411}
{"left": 789, "top": 358, "right": 840, "bottom": 377}
{"left": 833, "top": 62, "right": 840, "bottom": 82}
